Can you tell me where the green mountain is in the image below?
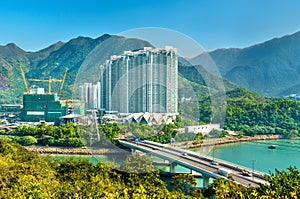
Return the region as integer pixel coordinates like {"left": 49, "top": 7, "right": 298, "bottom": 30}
{"left": 192, "top": 31, "right": 300, "bottom": 97}
{"left": 0, "top": 34, "right": 153, "bottom": 103}
{"left": 2, "top": 31, "right": 300, "bottom": 104}
{"left": 0, "top": 33, "right": 235, "bottom": 104}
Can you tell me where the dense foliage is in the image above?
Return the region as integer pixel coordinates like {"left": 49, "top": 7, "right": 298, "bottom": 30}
{"left": 204, "top": 166, "right": 300, "bottom": 198}
{"left": 198, "top": 88, "right": 300, "bottom": 138}
{"left": 0, "top": 139, "right": 189, "bottom": 198}
{"left": 1, "top": 121, "right": 193, "bottom": 147}
{"left": 224, "top": 88, "right": 300, "bottom": 137}
{"left": 0, "top": 122, "right": 85, "bottom": 147}
{"left": 146, "top": 123, "right": 179, "bottom": 144}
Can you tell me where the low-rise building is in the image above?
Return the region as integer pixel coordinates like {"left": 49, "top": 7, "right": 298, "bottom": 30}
{"left": 182, "top": 124, "right": 221, "bottom": 135}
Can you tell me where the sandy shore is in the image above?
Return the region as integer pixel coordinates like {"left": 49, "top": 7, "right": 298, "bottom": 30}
{"left": 171, "top": 134, "right": 281, "bottom": 149}
{"left": 24, "top": 146, "right": 129, "bottom": 155}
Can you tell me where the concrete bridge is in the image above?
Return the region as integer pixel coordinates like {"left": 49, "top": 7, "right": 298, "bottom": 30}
{"left": 119, "top": 139, "right": 269, "bottom": 187}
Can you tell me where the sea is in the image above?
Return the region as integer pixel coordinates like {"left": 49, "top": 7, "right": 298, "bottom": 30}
{"left": 194, "top": 139, "right": 300, "bottom": 174}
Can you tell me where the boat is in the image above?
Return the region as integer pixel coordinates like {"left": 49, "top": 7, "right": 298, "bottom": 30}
{"left": 268, "top": 144, "right": 278, "bottom": 149}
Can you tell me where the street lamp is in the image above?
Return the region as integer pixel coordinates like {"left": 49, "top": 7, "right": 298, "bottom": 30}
{"left": 251, "top": 160, "right": 256, "bottom": 180}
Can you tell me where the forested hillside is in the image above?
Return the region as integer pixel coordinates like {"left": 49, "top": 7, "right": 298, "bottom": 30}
{"left": 0, "top": 34, "right": 152, "bottom": 103}
{"left": 177, "top": 63, "right": 300, "bottom": 138}
{"left": 195, "top": 87, "right": 300, "bottom": 137}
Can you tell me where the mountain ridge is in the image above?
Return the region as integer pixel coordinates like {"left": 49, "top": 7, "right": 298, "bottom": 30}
{"left": 0, "top": 34, "right": 155, "bottom": 103}
{"left": 202, "top": 31, "right": 300, "bottom": 97}
{"left": 1, "top": 31, "right": 300, "bottom": 103}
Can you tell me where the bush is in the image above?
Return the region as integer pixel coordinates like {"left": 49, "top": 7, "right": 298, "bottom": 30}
{"left": 175, "top": 132, "right": 196, "bottom": 142}
{"left": 208, "top": 129, "right": 228, "bottom": 138}
{"left": 38, "top": 136, "right": 55, "bottom": 145}
{"left": 15, "top": 136, "right": 37, "bottom": 146}
{"left": 53, "top": 138, "right": 84, "bottom": 147}
{"left": 66, "top": 138, "right": 85, "bottom": 147}
{"left": 0, "top": 130, "right": 9, "bottom": 135}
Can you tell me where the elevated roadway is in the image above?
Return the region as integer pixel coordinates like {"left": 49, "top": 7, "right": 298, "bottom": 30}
{"left": 119, "top": 139, "right": 269, "bottom": 187}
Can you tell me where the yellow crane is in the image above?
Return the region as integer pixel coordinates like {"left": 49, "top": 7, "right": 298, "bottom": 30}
{"left": 28, "top": 68, "right": 68, "bottom": 95}
{"left": 20, "top": 64, "right": 30, "bottom": 93}
{"left": 29, "top": 76, "right": 62, "bottom": 94}
{"left": 58, "top": 68, "right": 68, "bottom": 96}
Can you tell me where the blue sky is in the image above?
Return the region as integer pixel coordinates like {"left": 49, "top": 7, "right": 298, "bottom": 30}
{"left": 0, "top": 0, "right": 300, "bottom": 52}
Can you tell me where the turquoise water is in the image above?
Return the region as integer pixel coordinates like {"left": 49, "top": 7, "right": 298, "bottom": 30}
{"left": 193, "top": 139, "right": 300, "bottom": 174}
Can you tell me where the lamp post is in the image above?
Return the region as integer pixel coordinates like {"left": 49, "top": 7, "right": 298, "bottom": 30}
{"left": 251, "top": 160, "right": 256, "bottom": 180}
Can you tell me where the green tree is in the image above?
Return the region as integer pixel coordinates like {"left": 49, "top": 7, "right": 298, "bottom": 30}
{"left": 258, "top": 166, "right": 300, "bottom": 198}
{"left": 15, "top": 136, "right": 37, "bottom": 146}
{"left": 170, "top": 173, "right": 197, "bottom": 194}
{"left": 204, "top": 177, "right": 247, "bottom": 199}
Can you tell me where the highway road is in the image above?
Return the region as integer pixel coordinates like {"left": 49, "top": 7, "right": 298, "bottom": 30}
{"left": 119, "top": 139, "right": 269, "bottom": 187}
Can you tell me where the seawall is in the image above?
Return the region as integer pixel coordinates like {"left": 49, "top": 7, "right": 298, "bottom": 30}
{"left": 172, "top": 134, "right": 280, "bottom": 149}
{"left": 24, "top": 146, "right": 129, "bottom": 155}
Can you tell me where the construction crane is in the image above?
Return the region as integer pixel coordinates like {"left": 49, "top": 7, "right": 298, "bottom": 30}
{"left": 28, "top": 68, "right": 68, "bottom": 95}
{"left": 58, "top": 68, "right": 68, "bottom": 96}
{"left": 20, "top": 64, "right": 30, "bottom": 93}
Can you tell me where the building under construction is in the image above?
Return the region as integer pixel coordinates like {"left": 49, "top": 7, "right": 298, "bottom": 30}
{"left": 20, "top": 88, "right": 67, "bottom": 122}
{"left": 19, "top": 65, "right": 68, "bottom": 122}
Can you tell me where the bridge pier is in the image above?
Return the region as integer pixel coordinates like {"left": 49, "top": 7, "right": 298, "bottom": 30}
{"left": 203, "top": 174, "right": 210, "bottom": 188}
{"left": 170, "top": 162, "right": 176, "bottom": 173}
{"left": 131, "top": 148, "right": 136, "bottom": 155}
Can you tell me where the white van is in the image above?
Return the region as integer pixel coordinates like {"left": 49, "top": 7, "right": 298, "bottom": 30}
{"left": 218, "top": 168, "right": 232, "bottom": 177}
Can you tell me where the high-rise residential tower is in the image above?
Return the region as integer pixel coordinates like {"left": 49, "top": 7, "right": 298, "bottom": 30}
{"left": 99, "top": 46, "right": 178, "bottom": 115}
{"left": 79, "top": 82, "right": 99, "bottom": 110}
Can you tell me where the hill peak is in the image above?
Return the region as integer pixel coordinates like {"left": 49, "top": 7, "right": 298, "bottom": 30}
{"left": 2, "top": 43, "right": 24, "bottom": 52}
{"left": 6, "top": 43, "right": 18, "bottom": 47}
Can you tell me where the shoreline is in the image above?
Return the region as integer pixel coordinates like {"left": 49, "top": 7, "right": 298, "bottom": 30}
{"left": 24, "top": 134, "right": 281, "bottom": 155}
{"left": 24, "top": 146, "right": 130, "bottom": 155}
{"left": 171, "top": 134, "right": 281, "bottom": 149}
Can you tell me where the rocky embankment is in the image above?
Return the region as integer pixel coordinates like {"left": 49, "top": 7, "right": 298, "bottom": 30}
{"left": 24, "top": 146, "right": 129, "bottom": 155}
{"left": 173, "top": 134, "right": 281, "bottom": 149}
